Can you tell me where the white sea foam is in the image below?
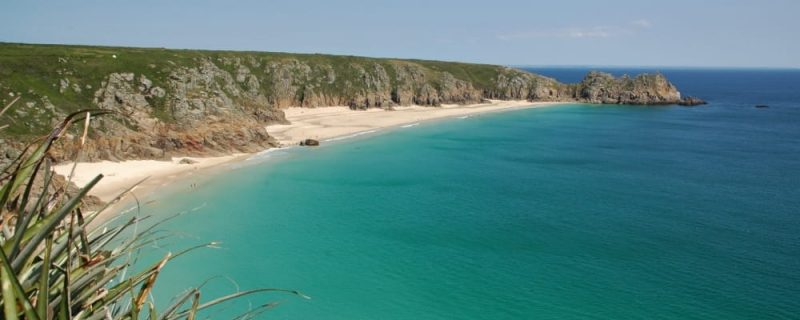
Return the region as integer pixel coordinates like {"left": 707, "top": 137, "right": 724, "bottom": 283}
{"left": 400, "top": 123, "right": 420, "bottom": 128}
{"left": 324, "top": 130, "right": 378, "bottom": 142}
{"left": 247, "top": 147, "right": 290, "bottom": 161}
{"left": 457, "top": 115, "right": 470, "bottom": 119}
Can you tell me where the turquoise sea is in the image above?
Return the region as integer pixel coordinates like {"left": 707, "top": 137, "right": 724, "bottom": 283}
{"left": 133, "top": 69, "right": 800, "bottom": 319}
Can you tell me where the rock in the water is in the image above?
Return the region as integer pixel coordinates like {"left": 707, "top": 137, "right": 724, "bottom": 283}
{"left": 178, "top": 158, "right": 198, "bottom": 164}
{"left": 678, "top": 96, "right": 707, "bottom": 106}
{"left": 300, "top": 139, "right": 320, "bottom": 146}
{"left": 755, "top": 105, "right": 769, "bottom": 108}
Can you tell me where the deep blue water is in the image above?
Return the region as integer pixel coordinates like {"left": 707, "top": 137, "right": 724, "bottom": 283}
{"left": 133, "top": 68, "right": 800, "bottom": 319}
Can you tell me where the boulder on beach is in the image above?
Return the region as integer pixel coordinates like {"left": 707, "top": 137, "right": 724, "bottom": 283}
{"left": 300, "top": 139, "right": 320, "bottom": 146}
{"left": 178, "top": 158, "right": 198, "bottom": 164}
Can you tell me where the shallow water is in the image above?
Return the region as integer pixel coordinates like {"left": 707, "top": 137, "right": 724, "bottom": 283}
{"left": 132, "top": 69, "right": 800, "bottom": 319}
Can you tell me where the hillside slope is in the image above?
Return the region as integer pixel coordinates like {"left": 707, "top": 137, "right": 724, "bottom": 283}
{"left": 0, "top": 43, "right": 696, "bottom": 163}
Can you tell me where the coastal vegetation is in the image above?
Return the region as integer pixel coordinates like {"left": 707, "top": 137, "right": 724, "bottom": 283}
{"left": 0, "top": 107, "right": 306, "bottom": 319}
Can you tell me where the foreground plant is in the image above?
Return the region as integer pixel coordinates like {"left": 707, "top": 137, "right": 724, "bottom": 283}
{"left": 0, "top": 108, "right": 306, "bottom": 319}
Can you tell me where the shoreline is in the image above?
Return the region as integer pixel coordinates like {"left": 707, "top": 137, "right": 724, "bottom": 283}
{"left": 53, "top": 154, "right": 250, "bottom": 203}
{"left": 266, "top": 100, "right": 560, "bottom": 146}
{"left": 53, "top": 100, "right": 563, "bottom": 206}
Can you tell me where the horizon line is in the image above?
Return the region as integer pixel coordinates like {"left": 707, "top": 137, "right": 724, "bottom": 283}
{"left": 514, "top": 64, "right": 800, "bottom": 70}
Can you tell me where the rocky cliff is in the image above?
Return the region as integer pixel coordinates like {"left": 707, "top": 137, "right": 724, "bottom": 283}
{"left": 571, "top": 71, "right": 683, "bottom": 104}
{"left": 0, "top": 43, "right": 699, "bottom": 165}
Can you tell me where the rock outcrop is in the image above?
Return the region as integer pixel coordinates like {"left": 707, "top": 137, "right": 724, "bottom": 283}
{"left": 679, "top": 96, "right": 708, "bottom": 106}
{"left": 571, "top": 71, "right": 682, "bottom": 105}
{"left": 484, "top": 68, "right": 567, "bottom": 101}
{"left": 178, "top": 158, "right": 198, "bottom": 164}
{"left": 48, "top": 63, "right": 281, "bottom": 163}
{"left": 300, "top": 139, "right": 320, "bottom": 146}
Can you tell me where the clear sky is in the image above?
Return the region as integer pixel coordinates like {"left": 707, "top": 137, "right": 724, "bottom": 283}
{"left": 1, "top": 0, "right": 797, "bottom": 68}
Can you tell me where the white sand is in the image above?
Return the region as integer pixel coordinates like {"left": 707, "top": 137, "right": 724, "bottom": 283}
{"left": 53, "top": 154, "right": 247, "bottom": 202}
{"left": 266, "top": 100, "right": 560, "bottom": 146}
{"left": 55, "top": 100, "right": 562, "bottom": 202}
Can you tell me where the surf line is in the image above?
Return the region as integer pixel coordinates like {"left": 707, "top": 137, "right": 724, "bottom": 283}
{"left": 324, "top": 129, "right": 380, "bottom": 142}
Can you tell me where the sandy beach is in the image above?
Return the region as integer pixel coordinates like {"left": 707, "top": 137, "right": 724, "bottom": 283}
{"left": 54, "top": 100, "right": 560, "bottom": 202}
{"left": 53, "top": 154, "right": 249, "bottom": 203}
{"left": 266, "top": 100, "right": 556, "bottom": 146}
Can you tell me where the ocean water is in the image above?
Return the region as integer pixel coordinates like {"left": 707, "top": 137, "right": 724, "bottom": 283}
{"left": 132, "top": 69, "right": 800, "bottom": 319}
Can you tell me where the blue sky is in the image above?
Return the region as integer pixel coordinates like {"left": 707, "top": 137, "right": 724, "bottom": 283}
{"left": 1, "top": 0, "right": 797, "bottom": 68}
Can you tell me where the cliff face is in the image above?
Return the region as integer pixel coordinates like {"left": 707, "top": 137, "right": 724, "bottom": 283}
{"left": 0, "top": 43, "right": 697, "bottom": 164}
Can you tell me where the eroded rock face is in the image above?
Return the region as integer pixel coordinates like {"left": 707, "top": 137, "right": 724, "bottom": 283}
{"left": 347, "top": 63, "right": 393, "bottom": 109}
{"left": 258, "top": 60, "right": 487, "bottom": 110}
{"left": 51, "top": 60, "right": 282, "bottom": 162}
{"left": 438, "top": 73, "right": 482, "bottom": 105}
{"left": 572, "top": 71, "right": 683, "bottom": 105}
{"left": 94, "top": 72, "right": 159, "bottom": 131}
{"left": 485, "top": 68, "right": 566, "bottom": 101}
